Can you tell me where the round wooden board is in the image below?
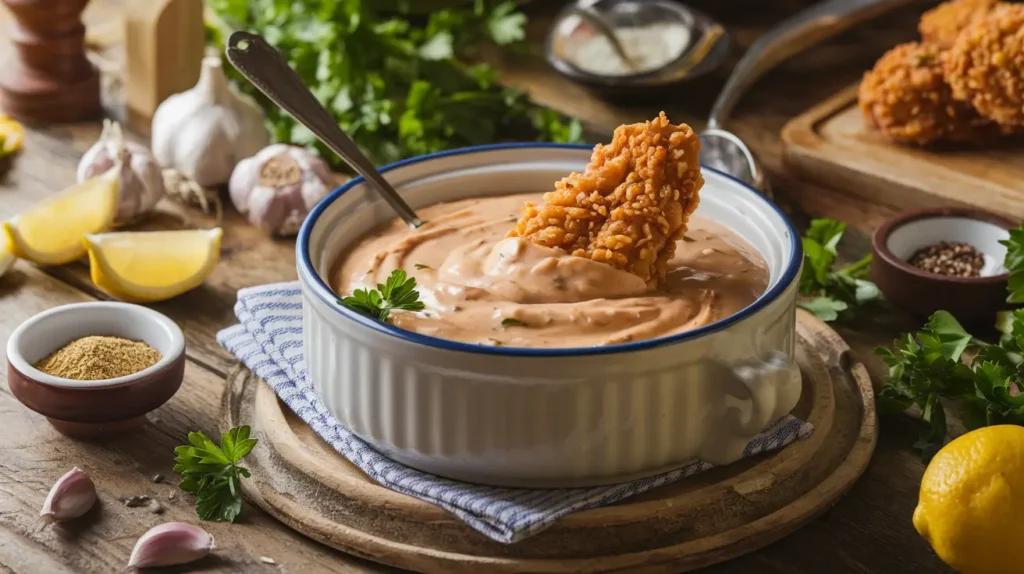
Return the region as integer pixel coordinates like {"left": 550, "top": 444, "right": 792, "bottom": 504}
{"left": 221, "top": 309, "right": 877, "bottom": 574}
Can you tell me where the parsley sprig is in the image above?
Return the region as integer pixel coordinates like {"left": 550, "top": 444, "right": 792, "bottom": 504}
{"left": 173, "top": 426, "right": 258, "bottom": 522}
{"left": 340, "top": 269, "right": 425, "bottom": 322}
{"left": 877, "top": 223, "right": 1024, "bottom": 458}
{"left": 798, "top": 218, "right": 880, "bottom": 322}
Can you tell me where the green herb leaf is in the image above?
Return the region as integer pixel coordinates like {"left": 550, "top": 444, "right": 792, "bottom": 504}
{"left": 487, "top": 1, "right": 526, "bottom": 45}
{"left": 501, "top": 318, "right": 526, "bottom": 327}
{"left": 340, "top": 269, "right": 426, "bottom": 322}
{"left": 797, "top": 297, "right": 848, "bottom": 322}
{"left": 173, "top": 426, "right": 257, "bottom": 522}
{"left": 1002, "top": 226, "right": 1024, "bottom": 303}
{"left": 797, "top": 218, "right": 880, "bottom": 322}
{"left": 414, "top": 263, "right": 432, "bottom": 270}
{"left": 924, "top": 311, "right": 972, "bottom": 362}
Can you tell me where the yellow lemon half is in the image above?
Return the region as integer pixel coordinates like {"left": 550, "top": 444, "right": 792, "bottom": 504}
{"left": 913, "top": 425, "right": 1024, "bottom": 574}
{"left": 4, "top": 166, "right": 120, "bottom": 265}
{"left": 84, "top": 228, "right": 223, "bottom": 303}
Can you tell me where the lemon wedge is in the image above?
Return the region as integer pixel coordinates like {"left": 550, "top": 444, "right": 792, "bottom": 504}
{"left": 4, "top": 166, "right": 119, "bottom": 265}
{"left": 84, "top": 228, "right": 223, "bottom": 303}
{"left": 0, "top": 230, "right": 14, "bottom": 278}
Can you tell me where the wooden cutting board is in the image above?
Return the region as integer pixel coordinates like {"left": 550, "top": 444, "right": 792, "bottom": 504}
{"left": 782, "top": 85, "right": 1024, "bottom": 220}
{"left": 220, "top": 310, "right": 878, "bottom": 574}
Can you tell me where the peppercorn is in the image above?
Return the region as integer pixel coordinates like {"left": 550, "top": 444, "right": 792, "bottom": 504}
{"left": 907, "top": 241, "right": 985, "bottom": 277}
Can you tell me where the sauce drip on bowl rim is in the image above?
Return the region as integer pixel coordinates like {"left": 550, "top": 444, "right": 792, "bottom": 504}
{"left": 332, "top": 192, "right": 768, "bottom": 349}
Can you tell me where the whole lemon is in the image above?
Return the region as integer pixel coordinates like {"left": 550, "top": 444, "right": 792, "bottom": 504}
{"left": 914, "top": 425, "right": 1024, "bottom": 573}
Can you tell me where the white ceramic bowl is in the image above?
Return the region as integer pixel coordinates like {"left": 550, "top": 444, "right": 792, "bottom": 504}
{"left": 297, "top": 144, "right": 803, "bottom": 488}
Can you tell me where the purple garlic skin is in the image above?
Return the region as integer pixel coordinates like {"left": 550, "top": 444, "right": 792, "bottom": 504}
{"left": 77, "top": 120, "right": 166, "bottom": 225}
{"left": 40, "top": 467, "right": 97, "bottom": 523}
{"left": 128, "top": 522, "right": 214, "bottom": 569}
{"left": 228, "top": 144, "right": 333, "bottom": 236}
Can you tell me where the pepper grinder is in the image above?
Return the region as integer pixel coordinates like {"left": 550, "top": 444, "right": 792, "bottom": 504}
{"left": 0, "top": 0, "right": 102, "bottom": 123}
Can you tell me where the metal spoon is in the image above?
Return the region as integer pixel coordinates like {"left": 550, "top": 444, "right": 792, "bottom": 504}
{"left": 699, "top": 0, "right": 917, "bottom": 196}
{"left": 224, "top": 31, "right": 424, "bottom": 229}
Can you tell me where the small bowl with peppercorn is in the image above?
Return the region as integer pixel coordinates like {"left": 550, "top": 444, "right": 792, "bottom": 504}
{"left": 6, "top": 301, "right": 186, "bottom": 438}
{"left": 871, "top": 207, "right": 1016, "bottom": 323}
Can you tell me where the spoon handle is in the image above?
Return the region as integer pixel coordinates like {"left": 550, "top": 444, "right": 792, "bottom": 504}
{"left": 707, "top": 0, "right": 916, "bottom": 129}
{"left": 224, "top": 31, "right": 423, "bottom": 229}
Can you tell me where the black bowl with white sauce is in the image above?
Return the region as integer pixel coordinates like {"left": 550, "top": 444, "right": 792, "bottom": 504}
{"left": 545, "top": 0, "right": 731, "bottom": 95}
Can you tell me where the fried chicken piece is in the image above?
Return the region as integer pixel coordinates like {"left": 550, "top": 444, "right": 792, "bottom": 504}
{"left": 920, "top": 0, "right": 999, "bottom": 48}
{"left": 508, "top": 113, "right": 702, "bottom": 288}
{"left": 859, "top": 42, "right": 998, "bottom": 145}
{"left": 944, "top": 3, "right": 1024, "bottom": 127}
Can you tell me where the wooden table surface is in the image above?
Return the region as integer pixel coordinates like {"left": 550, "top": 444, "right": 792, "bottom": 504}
{"left": 0, "top": 0, "right": 956, "bottom": 572}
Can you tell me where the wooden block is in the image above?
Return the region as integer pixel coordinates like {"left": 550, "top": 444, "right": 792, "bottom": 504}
{"left": 124, "top": 0, "right": 204, "bottom": 132}
{"left": 0, "top": 0, "right": 101, "bottom": 124}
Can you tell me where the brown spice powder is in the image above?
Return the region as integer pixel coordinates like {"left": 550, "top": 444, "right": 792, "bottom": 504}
{"left": 35, "top": 336, "right": 162, "bottom": 380}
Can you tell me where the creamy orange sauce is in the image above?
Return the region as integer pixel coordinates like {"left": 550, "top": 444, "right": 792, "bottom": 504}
{"left": 332, "top": 193, "right": 768, "bottom": 348}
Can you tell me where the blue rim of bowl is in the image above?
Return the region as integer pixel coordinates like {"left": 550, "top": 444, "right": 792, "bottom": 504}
{"left": 296, "top": 142, "right": 802, "bottom": 357}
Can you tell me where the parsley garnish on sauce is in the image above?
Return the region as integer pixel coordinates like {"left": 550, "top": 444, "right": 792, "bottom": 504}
{"left": 340, "top": 270, "right": 426, "bottom": 322}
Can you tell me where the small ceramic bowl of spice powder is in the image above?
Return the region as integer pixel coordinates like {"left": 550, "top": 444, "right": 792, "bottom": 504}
{"left": 6, "top": 302, "right": 185, "bottom": 437}
{"left": 871, "top": 207, "right": 1016, "bottom": 322}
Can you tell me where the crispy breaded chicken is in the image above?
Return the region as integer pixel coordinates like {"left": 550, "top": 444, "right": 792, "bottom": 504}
{"left": 508, "top": 113, "right": 703, "bottom": 288}
{"left": 859, "top": 42, "right": 997, "bottom": 145}
{"left": 944, "top": 3, "right": 1024, "bottom": 127}
{"left": 920, "top": 0, "right": 999, "bottom": 48}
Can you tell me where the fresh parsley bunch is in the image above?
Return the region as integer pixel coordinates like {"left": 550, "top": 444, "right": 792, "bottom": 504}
{"left": 340, "top": 269, "right": 425, "bottom": 322}
{"left": 205, "top": 0, "right": 584, "bottom": 167}
{"left": 875, "top": 312, "right": 978, "bottom": 458}
{"left": 877, "top": 222, "right": 1024, "bottom": 457}
{"left": 798, "top": 218, "right": 880, "bottom": 322}
{"left": 173, "top": 426, "right": 258, "bottom": 522}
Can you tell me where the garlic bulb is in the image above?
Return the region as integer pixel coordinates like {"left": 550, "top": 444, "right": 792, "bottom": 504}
{"left": 151, "top": 55, "right": 269, "bottom": 188}
{"left": 78, "top": 120, "right": 164, "bottom": 225}
{"left": 228, "top": 144, "right": 334, "bottom": 236}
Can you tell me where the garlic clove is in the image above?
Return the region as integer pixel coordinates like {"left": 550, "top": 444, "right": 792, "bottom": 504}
{"left": 40, "top": 467, "right": 97, "bottom": 523}
{"left": 127, "top": 522, "right": 214, "bottom": 569}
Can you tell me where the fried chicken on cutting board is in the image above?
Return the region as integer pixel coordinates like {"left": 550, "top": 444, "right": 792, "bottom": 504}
{"left": 945, "top": 3, "right": 1024, "bottom": 128}
{"left": 858, "top": 0, "right": 1023, "bottom": 145}
{"left": 508, "top": 113, "right": 703, "bottom": 289}
{"left": 859, "top": 42, "right": 998, "bottom": 145}
{"left": 920, "top": 0, "right": 999, "bottom": 48}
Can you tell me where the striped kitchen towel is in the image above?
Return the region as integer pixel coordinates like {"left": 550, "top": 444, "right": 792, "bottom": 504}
{"left": 217, "top": 281, "right": 814, "bottom": 544}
